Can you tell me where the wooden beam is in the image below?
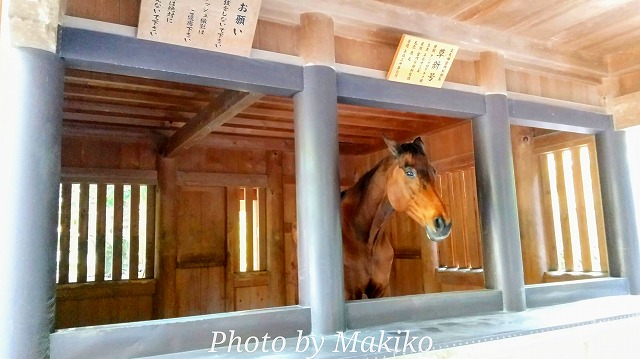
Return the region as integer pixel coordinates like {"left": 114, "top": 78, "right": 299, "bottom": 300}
{"left": 164, "top": 90, "right": 264, "bottom": 157}
{"left": 62, "top": 167, "right": 158, "bottom": 185}
{"left": 435, "top": 269, "right": 484, "bottom": 287}
{"left": 267, "top": 151, "right": 285, "bottom": 307}
{"left": 612, "top": 91, "right": 640, "bottom": 130}
{"left": 176, "top": 172, "right": 269, "bottom": 188}
{"left": 155, "top": 158, "right": 178, "bottom": 318}
{"left": 532, "top": 132, "right": 593, "bottom": 155}
{"left": 57, "top": 279, "right": 156, "bottom": 300}
{"left": 608, "top": 48, "right": 640, "bottom": 76}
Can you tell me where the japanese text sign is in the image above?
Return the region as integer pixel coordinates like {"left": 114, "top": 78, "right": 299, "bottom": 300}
{"left": 387, "top": 34, "right": 458, "bottom": 88}
{"left": 137, "top": 0, "right": 262, "bottom": 57}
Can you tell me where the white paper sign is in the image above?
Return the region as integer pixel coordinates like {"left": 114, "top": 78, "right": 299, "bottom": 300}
{"left": 137, "top": 0, "right": 262, "bottom": 57}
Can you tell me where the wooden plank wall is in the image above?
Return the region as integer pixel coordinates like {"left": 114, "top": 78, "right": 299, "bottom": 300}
{"left": 506, "top": 69, "right": 601, "bottom": 106}
{"left": 58, "top": 134, "right": 293, "bottom": 328}
{"left": 57, "top": 133, "right": 158, "bottom": 329}
{"left": 170, "top": 145, "right": 276, "bottom": 315}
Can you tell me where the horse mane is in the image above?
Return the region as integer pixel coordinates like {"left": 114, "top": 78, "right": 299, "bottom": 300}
{"left": 343, "top": 140, "right": 426, "bottom": 201}
{"left": 343, "top": 158, "right": 386, "bottom": 203}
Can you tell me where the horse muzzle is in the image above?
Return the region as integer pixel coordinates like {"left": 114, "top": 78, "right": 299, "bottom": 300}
{"left": 425, "top": 216, "right": 451, "bottom": 242}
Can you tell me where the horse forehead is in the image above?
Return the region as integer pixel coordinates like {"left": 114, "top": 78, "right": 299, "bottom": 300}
{"left": 400, "top": 154, "right": 436, "bottom": 182}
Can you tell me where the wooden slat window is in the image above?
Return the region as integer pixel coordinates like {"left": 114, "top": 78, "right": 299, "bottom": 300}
{"left": 57, "top": 182, "right": 157, "bottom": 283}
{"left": 435, "top": 168, "right": 483, "bottom": 269}
{"left": 539, "top": 140, "right": 608, "bottom": 273}
{"left": 238, "top": 187, "right": 267, "bottom": 273}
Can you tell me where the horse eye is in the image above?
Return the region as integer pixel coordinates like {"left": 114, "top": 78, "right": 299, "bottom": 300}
{"left": 404, "top": 168, "right": 416, "bottom": 178}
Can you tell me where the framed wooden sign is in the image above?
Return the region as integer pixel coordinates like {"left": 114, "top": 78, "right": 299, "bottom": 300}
{"left": 137, "top": 0, "right": 262, "bottom": 57}
{"left": 387, "top": 34, "right": 458, "bottom": 88}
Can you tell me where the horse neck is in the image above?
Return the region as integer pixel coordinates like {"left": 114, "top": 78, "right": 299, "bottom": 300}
{"left": 353, "top": 157, "right": 396, "bottom": 244}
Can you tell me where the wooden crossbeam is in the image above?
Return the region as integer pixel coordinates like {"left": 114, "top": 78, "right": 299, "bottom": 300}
{"left": 164, "top": 90, "right": 263, "bottom": 157}
{"left": 612, "top": 91, "right": 640, "bottom": 129}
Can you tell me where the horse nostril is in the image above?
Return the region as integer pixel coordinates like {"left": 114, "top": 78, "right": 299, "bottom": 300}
{"left": 434, "top": 216, "right": 445, "bottom": 231}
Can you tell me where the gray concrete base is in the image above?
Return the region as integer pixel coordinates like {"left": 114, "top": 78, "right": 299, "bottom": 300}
{"left": 139, "top": 295, "right": 640, "bottom": 358}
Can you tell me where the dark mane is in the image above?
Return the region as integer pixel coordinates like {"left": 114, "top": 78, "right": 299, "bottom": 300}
{"left": 341, "top": 157, "right": 387, "bottom": 202}
{"left": 397, "top": 142, "right": 426, "bottom": 156}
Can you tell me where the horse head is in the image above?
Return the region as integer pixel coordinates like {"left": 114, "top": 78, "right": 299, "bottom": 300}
{"left": 383, "top": 136, "right": 452, "bottom": 242}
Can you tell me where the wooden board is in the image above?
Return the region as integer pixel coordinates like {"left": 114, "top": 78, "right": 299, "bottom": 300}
{"left": 137, "top": 0, "right": 262, "bottom": 57}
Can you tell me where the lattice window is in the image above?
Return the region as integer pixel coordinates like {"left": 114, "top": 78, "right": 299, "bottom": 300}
{"left": 238, "top": 187, "right": 267, "bottom": 272}
{"left": 57, "top": 183, "right": 156, "bottom": 283}
{"left": 539, "top": 141, "right": 608, "bottom": 273}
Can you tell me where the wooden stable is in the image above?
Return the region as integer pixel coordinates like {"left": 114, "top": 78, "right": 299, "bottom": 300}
{"left": 3, "top": 0, "right": 640, "bottom": 358}
{"left": 51, "top": 1, "right": 638, "bottom": 331}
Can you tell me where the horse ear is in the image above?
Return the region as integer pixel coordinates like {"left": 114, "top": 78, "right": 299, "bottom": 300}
{"left": 413, "top": 136, "right": 425, "bottom": 151}
{"left": 383, "top": 135, "right": 399, "bottom": 157}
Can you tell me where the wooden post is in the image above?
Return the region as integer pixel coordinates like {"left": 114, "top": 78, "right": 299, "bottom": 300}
{"left": 78, "top": 183, "right": 90, "bottom": 283}
{"left": 554, "top": 153, "right": 575, "bottom": 271}
{"left": 96, "top": 184, "right": 107, "bottom": 282}
{"left": 296, "top": 11, "right": 345, "bottom": 334}
{"left": 245, "top": 187, "right": 254, "bottom": 272}
{"left": 145, "top": 185, "right": 157, "bottom": 279}
{"left": 130, "top": 185, "right": 140, "bottom": 279}
{"left": 511, "top": 126, "right": 548, "bottom": 283}
{"left": 113, "top": 185, "right": 124, "bottom": 280}
{"left": 225, "top": 187, "right": 240, "bottom": 311}
{"left": 267, "top": 151, "right": 285, "bottom": 307}
{"left": 299, "top": 12, "right": 335, "bottom": 65}
{"left": 0, "top": 41, "right": 64, "bottom": 358}
{"left": 479, "top": 51, "right": 547, "bottom": 284}
{"left": 155, "top": 158, "right": 178, "bottom": 318}
{"left": 478, "top": 52, "right": 507, "bottom": 94}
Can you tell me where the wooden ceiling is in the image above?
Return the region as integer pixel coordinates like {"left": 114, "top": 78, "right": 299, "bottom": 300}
{"left": 63, "top": 69, "right": 462, "bottom": 155}
{"left": 260, "top": 0, "right": 640, "bottom": 76}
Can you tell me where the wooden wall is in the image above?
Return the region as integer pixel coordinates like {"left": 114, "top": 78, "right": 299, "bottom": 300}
{"left": 56, "top": 131, "right": 158, "bottom": 329}
{"left": 57, "top": 131, "right": 367, "bottom": 328}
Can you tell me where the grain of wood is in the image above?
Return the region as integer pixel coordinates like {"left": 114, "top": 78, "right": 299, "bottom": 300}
{"left": 59, "top": 184, "right": 72, "bottom": 284}
{"left": 130, "top": 185, "right": 140, "bottom": 279}
{"left": 554, "top": 150, "right": 574, "bottom": 271}
{"left": 78, "top": 183, "right": 89, "bottom": 283}
{"left": 571, "top": 147, "right": 592, "bottom": 272}
{"left": 96, "top": 184, "right": 107, "bottom": 282}
{"left": 112, "top": 185, "right": 124, "bottom": 280}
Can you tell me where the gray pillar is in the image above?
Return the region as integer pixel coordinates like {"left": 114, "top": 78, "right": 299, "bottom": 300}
{"left": 472, "top": 94, "right": 527, "bottom": 312}
{"left": 596, "top": 130, "right": 640, "bottom": 294}
{"left": 0, "top": 47, "right": 64, "bottom": 358}
{"left": 293, "top": 65, "right": 345, "bottom": 334}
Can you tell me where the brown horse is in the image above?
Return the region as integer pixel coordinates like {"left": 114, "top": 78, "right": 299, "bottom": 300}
{"left": 341, "top": 136, "right": 451, "bottom": 300}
